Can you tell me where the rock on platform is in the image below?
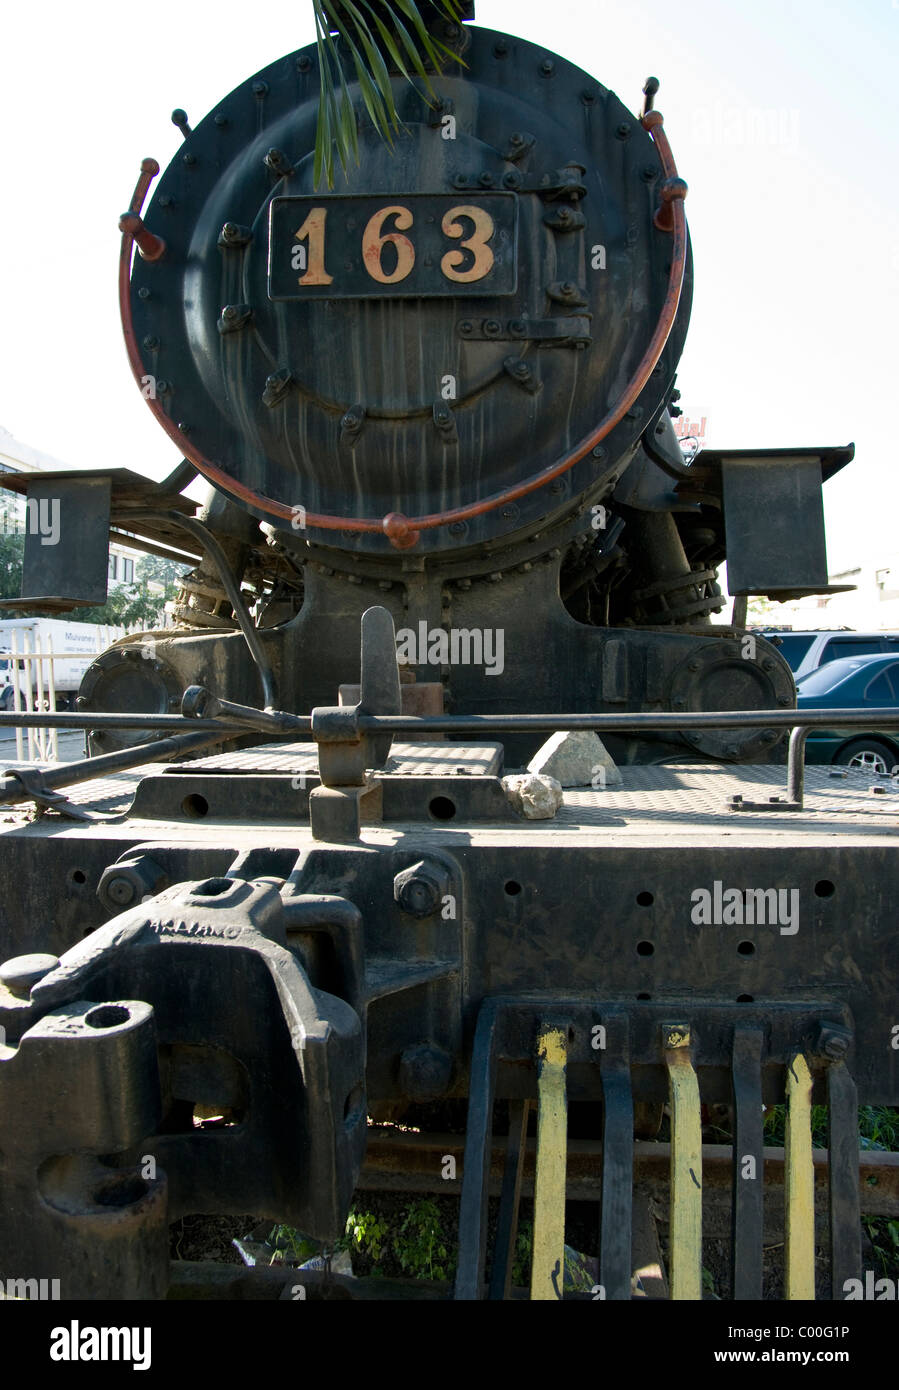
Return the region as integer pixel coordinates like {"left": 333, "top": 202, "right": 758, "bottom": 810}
{"left": 527, "top": 730, "right": 622, "bottom": 788}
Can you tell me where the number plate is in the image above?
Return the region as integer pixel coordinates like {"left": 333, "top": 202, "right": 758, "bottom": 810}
{"left": 268, "top": 193, "right": 518, "bottom": 300}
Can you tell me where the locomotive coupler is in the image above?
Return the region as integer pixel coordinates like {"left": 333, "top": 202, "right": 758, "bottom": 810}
{"left": 0, "top": 877, "right": 366, "bottom": 1299}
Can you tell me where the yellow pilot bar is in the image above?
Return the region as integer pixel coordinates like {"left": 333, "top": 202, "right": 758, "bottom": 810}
{"left": 664, "top": 1025, "right": 702, "bottom": 1300}
{"left": 785, "top": 1052, "right": 815, "bottom": 1300}
{"left": 531, "top": 1027, "right": 568, "bottom": 1300}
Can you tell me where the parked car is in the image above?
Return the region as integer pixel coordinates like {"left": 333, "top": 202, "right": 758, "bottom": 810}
{"left": 795, "top": 653, "right": 899, "bottom": 773}
{"left": 760, "top": 628, "right": 899, "bottom": 682}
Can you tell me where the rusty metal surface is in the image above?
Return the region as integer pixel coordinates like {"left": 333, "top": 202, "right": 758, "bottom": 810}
{"left": 0, "top": 760, "right": 894, "bottom": 834}
{"left": 358, "top": 1130, "right": 899, "bottom": 1219}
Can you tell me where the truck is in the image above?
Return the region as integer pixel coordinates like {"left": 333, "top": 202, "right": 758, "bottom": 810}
{"left": 0, "top": 619, "right": 126, "bottom": 711}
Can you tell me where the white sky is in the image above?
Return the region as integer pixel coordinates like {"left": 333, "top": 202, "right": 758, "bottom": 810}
{"left": 1, "top": 0, "right": 896, "bottom": 571}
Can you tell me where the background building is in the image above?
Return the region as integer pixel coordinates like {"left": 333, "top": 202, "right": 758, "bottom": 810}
{"left": 0, "top": 426, "right": 143, "bottom": 591}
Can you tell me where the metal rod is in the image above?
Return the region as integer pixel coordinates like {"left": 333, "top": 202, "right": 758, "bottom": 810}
{"left": 0, "top": 713, "right": 247, "bottom": 731}
{"left": 787, "top": 725, "right": 811, "bottom": 805}
{"left": 785, "top": 1053, "right": 816, "bottom": 1300}
{"left": 115, "top": 509, "right": 277, "bottom": 711}
{"left": 531, "top": 1027, "right": 568, "bottom": 1301}
{"left": 2, "top": 706, "right": 899, "bottom": 735}
{"left": 0, "top": 729, "right": 230, "bottom": 808}
{"left": 664, "top": 1034, "right": 703, "bottom": 1301}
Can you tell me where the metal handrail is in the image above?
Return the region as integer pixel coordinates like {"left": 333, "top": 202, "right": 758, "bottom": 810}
{"left": 1, "top": 706, "right": 898, "bottom": 735}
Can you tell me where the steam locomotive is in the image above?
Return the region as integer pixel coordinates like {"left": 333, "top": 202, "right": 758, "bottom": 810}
{"left": 0, "top": 1, "right": 891, "bottom": 1304}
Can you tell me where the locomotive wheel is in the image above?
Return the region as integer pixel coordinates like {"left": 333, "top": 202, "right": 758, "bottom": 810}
{"left": 835, "top": 738, "right": 896, "bottom": 775}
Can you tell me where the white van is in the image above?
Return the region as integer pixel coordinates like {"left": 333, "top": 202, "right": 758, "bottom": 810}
{"left": 0, "top": 619, "right": 125, "bottom": 711}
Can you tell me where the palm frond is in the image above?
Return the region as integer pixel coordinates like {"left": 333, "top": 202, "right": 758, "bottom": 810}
{"left": 311, "top": 0, "right": 466, "bottom": 188}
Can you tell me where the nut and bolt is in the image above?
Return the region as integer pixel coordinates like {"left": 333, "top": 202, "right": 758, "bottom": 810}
{"left": 815, "top": 1022, "right": 851, "bottom": 1060}
{"left": 105, "top": 876, "right": 138, "bottom": 907}
{"left": 394, "top": 859, "right": 451, "bottom": 918}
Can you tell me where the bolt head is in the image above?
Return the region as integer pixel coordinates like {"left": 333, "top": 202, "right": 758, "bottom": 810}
{"left": 816, "top": 1022, "right": 851, "bottom": 1059}
{"left": 106, "top": 876, "right": 137, "bottom": 907}
{"left": 664, "top": 1024, "right": 690, "bottom": 1049}
{"left": 399, "top": 1043, "right": 452, "bottom": 1102}
{"left": 397, "top": 875, "right": 439, "bottom": 917}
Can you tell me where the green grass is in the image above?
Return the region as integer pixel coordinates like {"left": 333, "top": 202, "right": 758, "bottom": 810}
{"left": 263, "top": 1106, "right": 899, "bottom": 1289}
{"left": 760, "top": 1104, "right": 899, "bottom": 1151}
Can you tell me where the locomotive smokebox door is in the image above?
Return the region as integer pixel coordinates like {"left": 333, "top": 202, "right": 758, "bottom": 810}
{"left": 0, "top": 473, "right": 110, "bottom": 612}
{"left": 128, "top": 24, "right": 691, "bottom": 556}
